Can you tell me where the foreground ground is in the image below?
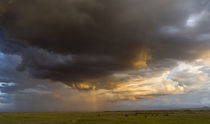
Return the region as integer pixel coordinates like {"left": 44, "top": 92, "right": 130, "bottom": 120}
{"left": 0, "top": 111, "right": 210, "bottom": 124}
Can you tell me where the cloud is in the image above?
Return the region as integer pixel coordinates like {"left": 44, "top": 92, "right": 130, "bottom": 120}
{"left": 0, "top": 51, "right": 210, "bottom": 111}
{"left": 14, "top": 82, "right": 110, "bottom": 112}
{"left": 0, "top": 0, "right": 209, "bottom": 85}
{"left": 0, "top": 0, "right": 210, "bottom": 111}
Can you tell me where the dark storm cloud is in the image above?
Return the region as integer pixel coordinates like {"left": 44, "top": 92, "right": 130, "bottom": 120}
{"left": 0, "top": 0, "right": 210, "bottom": 84}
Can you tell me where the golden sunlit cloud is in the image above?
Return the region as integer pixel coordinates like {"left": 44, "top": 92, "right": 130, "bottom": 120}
{"left": 85, "top": 71, "right": 186, "bottom": 102}
{"left": 199, "top": 50, "right": 210, "bottom": 59}
{"left": 134, "top": 48, "right": 152, "bottom": 70}
{"left": 72, "top": 83, "right": 96, "bottom": 90}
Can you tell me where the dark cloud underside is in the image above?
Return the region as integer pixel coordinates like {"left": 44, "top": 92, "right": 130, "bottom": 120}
{"left": 0, "top": 0, "right": 209, "bottom": 85}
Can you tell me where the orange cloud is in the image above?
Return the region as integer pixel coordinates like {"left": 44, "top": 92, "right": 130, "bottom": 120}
{"left": 133, "top": 48, "right": 152, "bottom": 70}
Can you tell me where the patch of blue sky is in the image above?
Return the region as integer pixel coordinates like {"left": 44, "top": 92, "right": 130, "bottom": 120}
{"left": 166, "top": 75, "right": 174, "bottom": 80}
{"left": 166, "top": 75, "right": 184, "bottom": 86}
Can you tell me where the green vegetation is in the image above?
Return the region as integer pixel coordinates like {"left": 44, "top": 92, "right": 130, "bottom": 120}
{"left": 0, "top": 111, "right": 210, "bottom": 124}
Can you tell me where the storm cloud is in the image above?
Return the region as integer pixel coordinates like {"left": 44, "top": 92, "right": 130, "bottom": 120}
{"left": 0, "top": 0, "right": 210, "bottom": 112}
{"left": 0, "top": 0, "right": 209, "bottom": 85}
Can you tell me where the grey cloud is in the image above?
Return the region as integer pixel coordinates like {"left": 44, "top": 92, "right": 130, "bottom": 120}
{"left": 0, "top": 0, "right": 210, "bottom": 86}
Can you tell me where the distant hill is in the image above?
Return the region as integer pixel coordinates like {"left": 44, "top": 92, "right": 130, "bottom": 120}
{"left": 196, "top": 106, "right": 210, "bottom": 110}
{"left": 182, "top": 106, "right": 210, "bottom": 111}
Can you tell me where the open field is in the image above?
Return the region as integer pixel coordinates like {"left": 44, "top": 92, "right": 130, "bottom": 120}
{"left": 0, "top": 111, "right": 210, "bottom": 124}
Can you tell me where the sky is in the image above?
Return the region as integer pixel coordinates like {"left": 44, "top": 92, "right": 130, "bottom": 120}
{"left": 0, "top": 0, "right": 210, "bottom": 112}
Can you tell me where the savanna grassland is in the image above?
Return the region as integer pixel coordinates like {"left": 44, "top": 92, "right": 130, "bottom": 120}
{"left": 0, "top": 111, "right": 210, "bottom": 124}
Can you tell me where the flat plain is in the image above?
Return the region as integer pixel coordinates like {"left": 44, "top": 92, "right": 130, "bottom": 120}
{"left": 0, "top": 111, "right": 210, "bottom": 124}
